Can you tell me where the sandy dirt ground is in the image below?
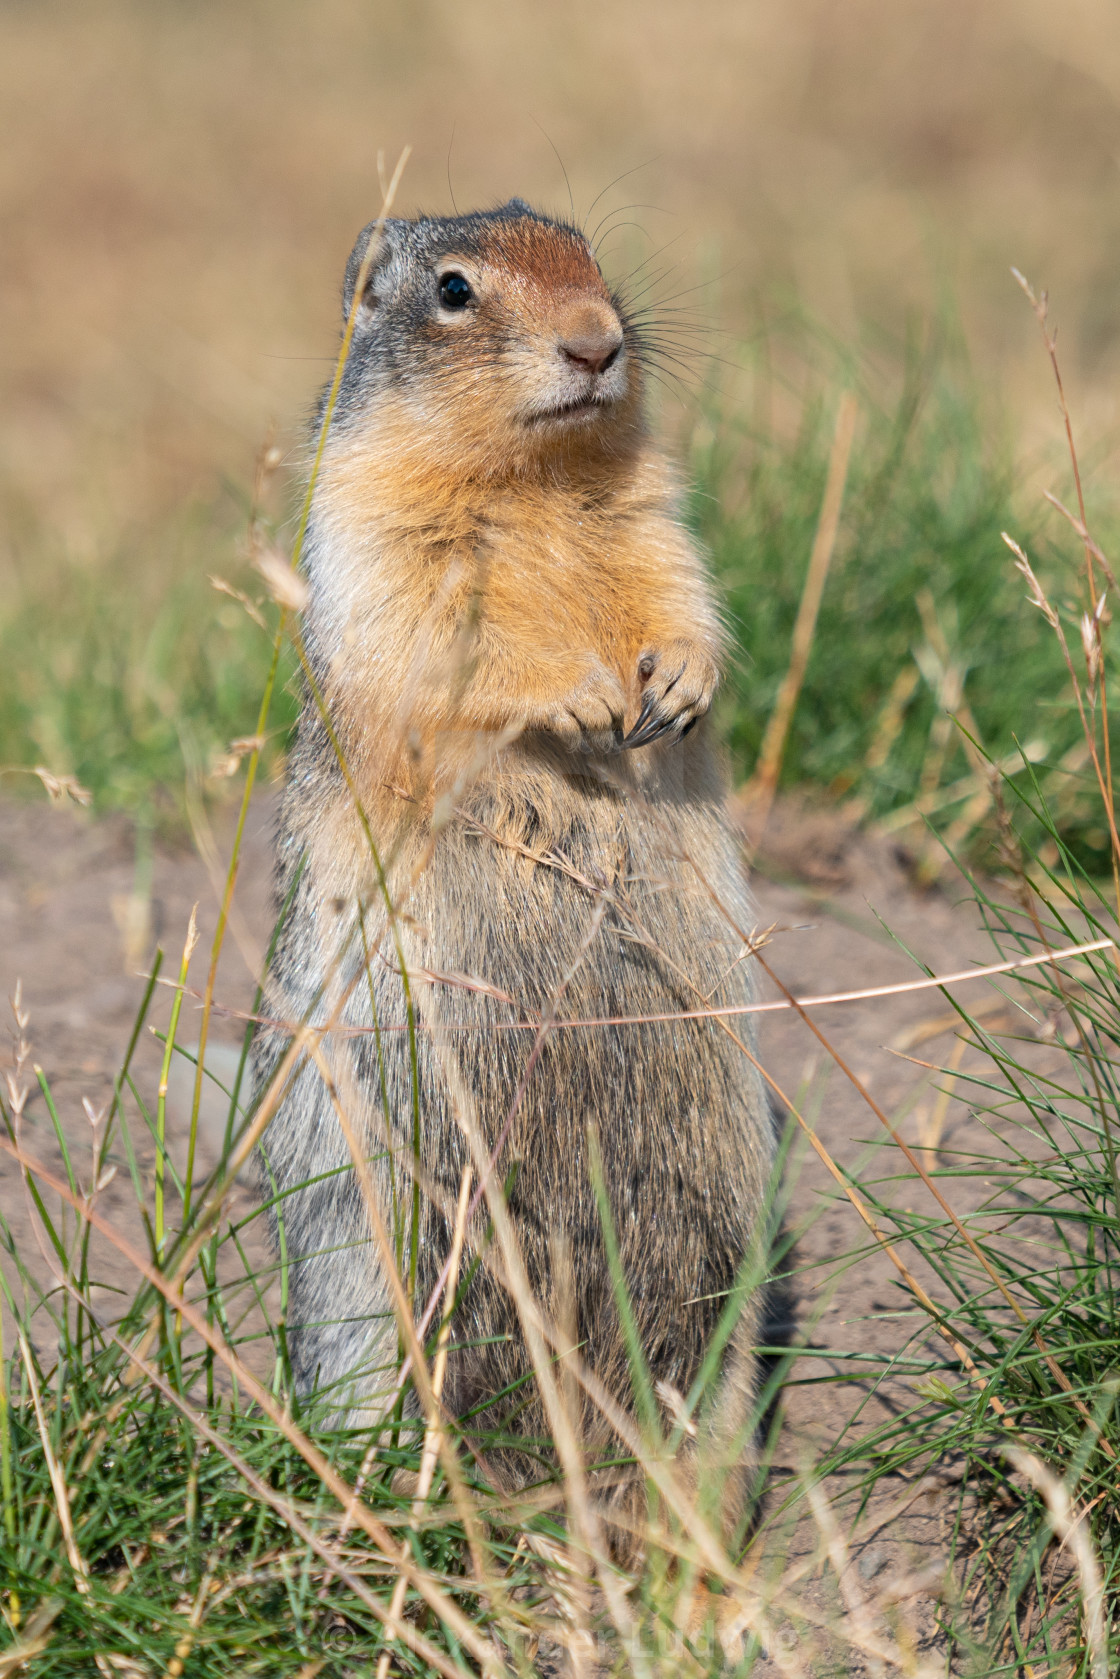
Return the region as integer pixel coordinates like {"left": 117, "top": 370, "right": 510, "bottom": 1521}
{"left": 0, "top": 788, "right": 1039, "bottom": 1658}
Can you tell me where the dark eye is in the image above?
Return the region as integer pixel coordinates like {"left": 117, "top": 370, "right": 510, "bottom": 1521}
{"left": 438, "top": 272, "right": 473, "bottom": 310}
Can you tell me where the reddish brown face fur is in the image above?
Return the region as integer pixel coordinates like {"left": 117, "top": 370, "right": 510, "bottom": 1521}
{"left": 338, "top": 210, "right": 643, "bottom": 483}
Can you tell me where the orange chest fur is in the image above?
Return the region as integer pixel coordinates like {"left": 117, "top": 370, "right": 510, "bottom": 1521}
{"left": 319, "top": 467, "right": 655, "bottom": 664}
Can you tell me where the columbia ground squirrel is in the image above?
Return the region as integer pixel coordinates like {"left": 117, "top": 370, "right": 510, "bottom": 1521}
{"left": 252, "top": 200, "right": 776, "bottom": 1547}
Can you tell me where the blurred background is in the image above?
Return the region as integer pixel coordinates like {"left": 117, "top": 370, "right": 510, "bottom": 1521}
{"left": 4, "top": 0, "right": 1120, "bottom": 861}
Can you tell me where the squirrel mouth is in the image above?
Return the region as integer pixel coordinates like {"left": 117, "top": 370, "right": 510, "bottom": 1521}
{"left": 526, "top": 394, "right": 608, "bottom": 426}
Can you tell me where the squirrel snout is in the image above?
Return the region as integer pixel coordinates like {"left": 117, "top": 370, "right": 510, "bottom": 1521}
{"left": 556, "top": 304, "right": 624, "bottom": 376}
{"left": 560, "top": 329, "right": 623, "bottom": 375}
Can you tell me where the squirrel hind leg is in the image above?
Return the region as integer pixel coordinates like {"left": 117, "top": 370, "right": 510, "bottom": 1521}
{"left": 283, "top": 1247, "right": 402, "bottom": 1430}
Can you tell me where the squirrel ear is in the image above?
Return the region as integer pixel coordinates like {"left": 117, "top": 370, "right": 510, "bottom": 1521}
{"left": 342, "top": 220, "right": 396, "bottom": 322}
{"left": 502, "top": 197, "right": 533, "bottom": 216}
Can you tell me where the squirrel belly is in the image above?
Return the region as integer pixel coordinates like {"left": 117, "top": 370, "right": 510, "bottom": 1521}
{"left": 252, "top": 200, "right": 776, "bottom": 1550}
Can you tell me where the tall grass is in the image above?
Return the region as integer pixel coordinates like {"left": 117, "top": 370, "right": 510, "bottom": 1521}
{"left": 0, "top": 494, "right": 297, "bottom": 825}
{"left": 697, "top": 314, "right": 1117, "bottom": 873}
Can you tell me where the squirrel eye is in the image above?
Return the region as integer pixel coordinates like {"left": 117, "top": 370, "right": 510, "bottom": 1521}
{"left": 438, "top": 271, "right": 473, "bottom": 310}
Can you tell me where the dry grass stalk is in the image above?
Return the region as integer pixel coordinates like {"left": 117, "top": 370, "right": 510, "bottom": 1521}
{"left": 425, "top": 1024, "right": 651, "bottom": 1670}
{"left": 158, "top": 931, "right": 1116, "bottom": 1037}
{"left": 159, "top": 1568, "right": 214, "bottom": 1679}
{"left": 742, "top": 389, "right": 858, "bottom": 848}
{"left": 418, "top": 1164, "right": 473, "bottom": 1496}
{"left": 907, "top": 590, "right": 998, "bottom": 877}
{"left": 154, "top": 903, "right": 198, "bottom": 1251}
{"left": 890, "top": 995, "right": 1013, "bottom": 1053}
{"left": 0, "top": 1599, "right": 63, "bottom": 1677}
{"left": 914, "top": 1032, "right": 967, "bottom": 1169}
{"left": 1005, "top": 1447, "right": 1109, "bottom": 1679}
{"left": 804, "top": 1475, "right": 892, "bottom": 1677}
{"left": 18, "top": 1337, "right": 87, "bottom": 1600}
{"left": 252, "top": 546, "right": 309, "bottom": 614}
{"left": 375, "top": 1165, "right": 473, "bottom": 1679}
{"left": 307, "top": 1039, "right": 493, "bottom": 1591}
{"left": 30, "top": 768, "right": 91, "bottom": 807}
{"left": 17, "top": 1341, "right": 120, "bottom": 1679}
{"left": 1010, "top": 271, "right": 1120, "bottom": 916}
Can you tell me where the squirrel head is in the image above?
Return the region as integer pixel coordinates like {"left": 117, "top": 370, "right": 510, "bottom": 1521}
{"left": 331, "top": 201, "right": 643, "bottom": 480}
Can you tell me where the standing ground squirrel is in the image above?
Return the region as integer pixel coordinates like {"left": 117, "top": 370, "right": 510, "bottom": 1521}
{"left": 252, "top": 199, "right": 775, "bottom": 1548}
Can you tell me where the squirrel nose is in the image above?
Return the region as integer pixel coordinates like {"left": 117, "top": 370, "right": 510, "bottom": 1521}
{"left": 559, "top": 326, "right": 624, "bottom": 376}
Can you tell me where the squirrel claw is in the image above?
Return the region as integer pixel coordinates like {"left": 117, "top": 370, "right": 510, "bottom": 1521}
{"left": 621, "top": 685, "right": 662, "bottom": 747}
{"left": 623, "top": 713, "right": 694, "bottom": 749}
{"left": 624, "top": 640, "right": 715, "bottom": 749}
{"left": 623, "top": 715, "right": 672, "bottom": 749}
{"left": 624, "top": 695, "right": 702, "bottom": 750}
{"left": 631, "top": 687, "right": 658, "bottom": 731}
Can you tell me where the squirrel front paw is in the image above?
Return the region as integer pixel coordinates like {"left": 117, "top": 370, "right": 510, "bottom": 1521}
{"left": 622, "top": 638, "right": 719, "bottom": 749}
{"left": 531, "top": 660, "right": 626, "bottom": 754}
